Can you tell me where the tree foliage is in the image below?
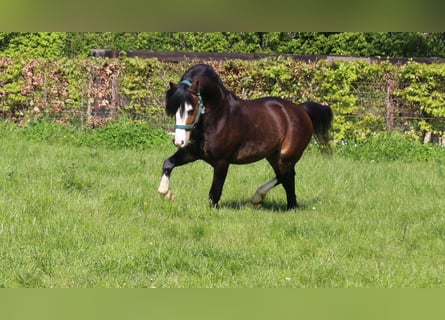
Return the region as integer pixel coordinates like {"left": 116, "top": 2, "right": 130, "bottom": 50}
{"left": 1, "top": 32, "right": 445, "bottom": 59}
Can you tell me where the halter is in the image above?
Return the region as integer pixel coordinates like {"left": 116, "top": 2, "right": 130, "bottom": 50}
{"left": 174, "top": 80, "right": 206, "bottom": 130}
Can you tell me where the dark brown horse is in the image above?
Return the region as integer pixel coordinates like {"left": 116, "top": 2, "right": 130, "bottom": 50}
{"left": 158, "top": 64, "right": 333, "bottom": 210}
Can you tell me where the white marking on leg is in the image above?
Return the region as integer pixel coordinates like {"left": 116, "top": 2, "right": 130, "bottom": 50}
{"left": 251, "top": 178, "right": 278, "bottom": 207}
{"left": 158, "top": 174, "right": 170, "bottom": 195}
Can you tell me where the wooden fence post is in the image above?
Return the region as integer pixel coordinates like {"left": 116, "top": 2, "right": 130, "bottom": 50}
{"left": 110, "top": 73, "right": 119, "bottom": 120}
{"left": 385, "top": 73, "right": 395, "bottom": 130}
{"left": 87, "top": 60, "right": 121, "bottom": 127}
{"left": 87, "top": 63, "right": 93, "bottom": 125}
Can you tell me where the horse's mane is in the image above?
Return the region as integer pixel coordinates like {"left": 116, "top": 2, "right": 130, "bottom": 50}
{"left": 165, "top": 64, "right": 238, "bottom": 116}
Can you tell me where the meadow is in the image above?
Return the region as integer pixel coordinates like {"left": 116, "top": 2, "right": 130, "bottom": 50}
{"left": 1, "top": 121, "right": 445, "bottom": 287}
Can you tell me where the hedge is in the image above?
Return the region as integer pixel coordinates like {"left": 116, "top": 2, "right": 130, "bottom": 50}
{"left": 1, "top": 57, "right": 444, "bottom": 145}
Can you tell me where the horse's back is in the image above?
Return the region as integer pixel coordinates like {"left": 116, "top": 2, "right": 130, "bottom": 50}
{"left": 242, "top": 97, "right": 313, "bottom": 134}
{"left": 232, "top": 97, "right": 313, "bottom": 161}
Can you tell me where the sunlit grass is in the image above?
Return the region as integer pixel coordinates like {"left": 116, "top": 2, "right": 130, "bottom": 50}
{"left": 1, "top": 124, "right": 445, "bottom": 287}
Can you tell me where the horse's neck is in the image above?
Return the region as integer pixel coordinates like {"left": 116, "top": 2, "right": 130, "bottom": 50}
{"left": 200, "top": 80, "right": 240, "bottom": 117}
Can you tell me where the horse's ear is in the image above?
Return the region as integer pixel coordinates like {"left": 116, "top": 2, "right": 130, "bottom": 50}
{"left": 169, "top": 81, "right": 177, "bottom": 89}
{"left": 191, "top": 80, "right": 200, "bottom": 91}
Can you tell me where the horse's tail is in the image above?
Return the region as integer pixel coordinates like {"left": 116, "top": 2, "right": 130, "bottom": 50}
{"left": 302, "top": 101, "right": 333, "bottom": 153}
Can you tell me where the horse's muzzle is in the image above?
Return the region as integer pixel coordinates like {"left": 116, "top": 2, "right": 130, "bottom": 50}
{"left": 174, "top": 139, "right": 186, "bottom": 148}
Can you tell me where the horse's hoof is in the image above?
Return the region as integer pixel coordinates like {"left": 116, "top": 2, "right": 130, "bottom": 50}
{"left": 158, "top": 188, "right": 174, "bottom": 200}
{"left": 164, "top": 190, "right": 175, "bottom": 200}
{"left": 252, "top": 202, "right": 262, "bottom": 209}
{"left": 251, "top": 192, "right": 264, "bottom": 209}
{"left": 209, "top": 201, "right": 219, "bottom": 209}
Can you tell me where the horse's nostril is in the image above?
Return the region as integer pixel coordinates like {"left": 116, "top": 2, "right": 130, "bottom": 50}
{"left": 174, "top": 140, "right": 185, "bottom": 148}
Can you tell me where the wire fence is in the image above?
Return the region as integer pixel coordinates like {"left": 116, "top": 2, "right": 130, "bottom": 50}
{"left": 1, "top": 55, "right": 445, "bottom": 145}
{"left": 2, "top": 81, "right": 444, "bottom": 139}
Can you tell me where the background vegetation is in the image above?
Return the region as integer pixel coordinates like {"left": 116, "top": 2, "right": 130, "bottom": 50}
{"left": 2, "top": 56, "right": 445, "bottom": 145}
{"left": 1, "top": 32, "right": 444, "bottom": 145}
{"left": 2, "top": 32, "right": 445, "bottom": 59}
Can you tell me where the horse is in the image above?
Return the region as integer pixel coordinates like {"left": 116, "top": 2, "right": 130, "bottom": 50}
{"left": 157, "top": 63, "right": 333, "bottom": 210}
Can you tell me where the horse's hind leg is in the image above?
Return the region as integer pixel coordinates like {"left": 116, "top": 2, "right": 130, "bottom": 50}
{"left": 251, "top": 178, "right": 279, "bottom": 208}
{"left": 252, "top": 148, "right": 300, "bottom": 210}
{"left": 251, "top": 154, "right": 282, "bottom": 208}
{"left": 251, "top": 170, "right": 297, "bottom": 210}
{"left": 281, "top": 168, "right": 297, "bottom": 210}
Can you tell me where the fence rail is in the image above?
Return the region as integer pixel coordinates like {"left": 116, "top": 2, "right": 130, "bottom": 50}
{"left": 91, "top": 49, "right": 445, "bottom": 65}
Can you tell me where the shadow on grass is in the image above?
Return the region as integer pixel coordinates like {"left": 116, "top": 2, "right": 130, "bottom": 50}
{"left": 218, "top": 198, "right": 314, "bottom": 212}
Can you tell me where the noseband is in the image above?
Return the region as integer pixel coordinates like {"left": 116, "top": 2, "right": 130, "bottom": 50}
{"left": 174, "top": 80, "right": 206, "bottom": 130}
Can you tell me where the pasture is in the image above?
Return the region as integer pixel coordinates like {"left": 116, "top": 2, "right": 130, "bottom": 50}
{"left": 1, "top": 122, "right": 445, "bottom": 287}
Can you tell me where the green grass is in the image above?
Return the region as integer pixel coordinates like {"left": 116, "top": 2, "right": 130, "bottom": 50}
{"left": 1, "top": 122, "right": 445, "bottom": 287}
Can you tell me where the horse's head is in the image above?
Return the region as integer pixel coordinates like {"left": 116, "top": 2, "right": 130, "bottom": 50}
{"left": 165, "top": 79, "right": 205, "bottom": 148}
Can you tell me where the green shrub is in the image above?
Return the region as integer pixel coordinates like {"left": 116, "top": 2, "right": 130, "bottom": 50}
{"left": 77, "top": 120, "right": 170, "bottom": 149}
{"left": 337, "top": 131, "right": 445, "bottom": 162}
{"left": 1, "top": 57, "right": 445, "bottom": 146}
{"left": 17, "top": 120, "right": 170, "bottom": 150}
{"left": 22, "top": 120, "right": 77, "bottom": 143}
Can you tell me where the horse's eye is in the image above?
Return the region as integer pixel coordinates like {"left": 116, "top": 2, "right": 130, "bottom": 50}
{"left": 187, "top": 109, "right": 194, "bottom": 116}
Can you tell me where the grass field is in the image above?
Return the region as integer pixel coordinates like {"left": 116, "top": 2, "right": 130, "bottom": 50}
{"left": 1, "top": 122, "right": 445, "bottom": 287}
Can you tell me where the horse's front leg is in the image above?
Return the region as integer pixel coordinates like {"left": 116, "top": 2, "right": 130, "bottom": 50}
{"left": 158, "top": 147, "right": 197, "bottom": 200}
{"left": 208, "top": 161, "right": 229, "bottom": 208}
